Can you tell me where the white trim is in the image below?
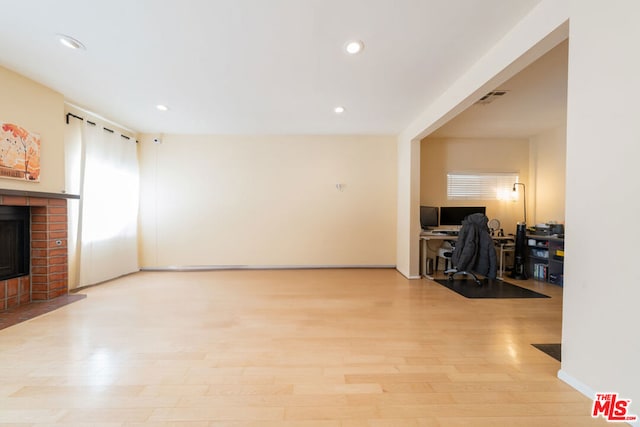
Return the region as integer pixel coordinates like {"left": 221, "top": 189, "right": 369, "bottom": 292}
{"left": 140, "top": 265, "right": 396, "bottom": 272}
{"left": 558, "top": 370, "right": 639, "bottom": 426}
{"left": 557, "top": 369, "right": 596, "bottom": 399}
{"left": 395, "top": 268, "right": 422, "bottom": 280}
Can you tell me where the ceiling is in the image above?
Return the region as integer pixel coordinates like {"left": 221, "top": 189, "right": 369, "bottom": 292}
{"left": 0, "top": 0, "right": 546, "bottom": 135}
{"left": 429, "top": 39, "right": 568, "bottom": 139}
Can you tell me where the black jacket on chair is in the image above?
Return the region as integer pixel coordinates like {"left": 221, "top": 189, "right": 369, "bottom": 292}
{"left": 451, "top": 213, "right": 497, "bottom": 279}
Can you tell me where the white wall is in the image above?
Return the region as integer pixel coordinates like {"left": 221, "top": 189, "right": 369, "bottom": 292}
{"left": 138, "top": 134, "right": 397, "bottom": 268}
{"left": 560, "top": 0, "right": 640, "bottom": 409}
{"left": 529, "top": 125, "right": 566, "bottom": 225}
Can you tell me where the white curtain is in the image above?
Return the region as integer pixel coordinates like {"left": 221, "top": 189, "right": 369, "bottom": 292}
{"left": 67, "top": 117, "right": 139, "bottom": 287}
{"left": 64, "top": 121, "right": 82, "bottom": 289}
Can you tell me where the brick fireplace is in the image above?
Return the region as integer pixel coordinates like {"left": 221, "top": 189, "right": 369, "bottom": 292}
{"left": 0, "top": 192, "right": 71, "bottom": 311}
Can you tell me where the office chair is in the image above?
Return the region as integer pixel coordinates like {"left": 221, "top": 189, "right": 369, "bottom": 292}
{"left": 444, "top": 213, "right": 498, "bottom": 286}
{"left": 435, "top": 241, "right": 454, "bottom": 271}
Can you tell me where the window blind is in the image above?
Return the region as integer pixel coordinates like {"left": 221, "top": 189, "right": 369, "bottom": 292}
{"left": 447, "top": 172, "right": 519, "bottom": 200}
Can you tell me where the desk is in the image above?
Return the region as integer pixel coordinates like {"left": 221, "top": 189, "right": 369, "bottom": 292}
{"left": 495, "top": 239, "right": 515, "bottom": 279}
{"left": 419, "top": 233, "right": 456, "bottom": 279}
{"left": 420, "top": 232, "right": 514, "bottom": 279}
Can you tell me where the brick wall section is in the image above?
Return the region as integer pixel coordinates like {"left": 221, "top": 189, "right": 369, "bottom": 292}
{"left": 0, "top": 195, "right": 68, "bottom": 311}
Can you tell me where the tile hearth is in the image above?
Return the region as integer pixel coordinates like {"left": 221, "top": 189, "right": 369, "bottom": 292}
{"left": 0, "top": 293, "right": 86, "bottom": 330}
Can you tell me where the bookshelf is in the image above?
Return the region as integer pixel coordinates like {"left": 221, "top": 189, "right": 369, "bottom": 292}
{"left": 526, "top": 235, "right": 564, "bottom": 286}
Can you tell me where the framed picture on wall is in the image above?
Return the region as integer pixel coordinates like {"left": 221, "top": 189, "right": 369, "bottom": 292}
{"left": 0, "top": 122, "right": 41, "bottom": 182}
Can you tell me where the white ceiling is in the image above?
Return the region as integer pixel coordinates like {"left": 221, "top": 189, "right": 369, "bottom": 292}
{"left": 0, "top": 0, "right": 545, "bottom": 135}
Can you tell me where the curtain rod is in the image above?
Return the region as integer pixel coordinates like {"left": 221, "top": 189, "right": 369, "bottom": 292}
{"left": 64, "top": 101, "right": 137, "bottom": 133}
{"left": 65, "top": 112, "right": 138, "bottom": 143}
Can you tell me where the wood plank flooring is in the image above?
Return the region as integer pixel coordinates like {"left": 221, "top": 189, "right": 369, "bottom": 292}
{"left": 0, "top": 269, "right": 606, "bottom": 426}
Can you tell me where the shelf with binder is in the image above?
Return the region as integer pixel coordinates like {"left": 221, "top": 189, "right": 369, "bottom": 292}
{"left": 547, "top": 239, "right": 564, "bottom": 285}
{"left": 526, "top": 235, "right": 564, "bottom": 286}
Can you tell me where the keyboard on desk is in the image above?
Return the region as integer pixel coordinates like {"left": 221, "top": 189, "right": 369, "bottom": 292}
{"left": 424, "top": 229, "right": 459, "bottom": 236}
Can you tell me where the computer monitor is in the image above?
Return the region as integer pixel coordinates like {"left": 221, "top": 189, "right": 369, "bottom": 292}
{"left": 439, "top": 206, "right": 486, "bottom": 226}
{"left": 420, "top": 206, "right": 439, "bottom": 229}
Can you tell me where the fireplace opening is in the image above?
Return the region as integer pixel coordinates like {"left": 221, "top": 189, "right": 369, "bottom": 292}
{"left": 0, "top": 206, "right": 30, "bottom": 281}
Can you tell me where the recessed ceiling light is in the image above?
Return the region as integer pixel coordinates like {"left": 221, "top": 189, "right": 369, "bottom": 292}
{"left": 334, "top": 106, "right": 345, "bottom": 114}
{"left": 57, "top": 34, "right": 85, "bottom": 50}
{"left": 156, "top": 104, "right": 169, "bottom": 111}
{"left": 345, "top": 40, "right": 364, "bottom": 55}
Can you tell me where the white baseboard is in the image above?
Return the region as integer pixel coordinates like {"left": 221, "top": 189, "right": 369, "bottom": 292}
{"left": 559, "top": 370, "right": 639, "bottom": 426}
{"left": 394, "top": 268, "right": 422, "bottom": 280}
{"left": 140, "top": 265, "right": 396, "bottom": 272}
{"left": 557, "top": 369, "right": 596, "bottom": 399}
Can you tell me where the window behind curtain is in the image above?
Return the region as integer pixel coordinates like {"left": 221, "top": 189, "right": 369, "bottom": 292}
{"left": 65, "top": 115, "right": 139, "bottom": 288}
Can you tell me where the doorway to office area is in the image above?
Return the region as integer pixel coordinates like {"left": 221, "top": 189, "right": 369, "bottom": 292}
{"left": 418, "top": 39, "right": 568, "bottom": 284}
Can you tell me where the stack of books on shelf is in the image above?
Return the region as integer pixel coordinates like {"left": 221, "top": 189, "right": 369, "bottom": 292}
{"left": 533, "top": 263, "right": 548, "bottom": 280}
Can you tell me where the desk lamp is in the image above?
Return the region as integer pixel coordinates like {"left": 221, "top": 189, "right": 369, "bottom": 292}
{"left": 510, "top": 182, "right": 528, "bottom": 280}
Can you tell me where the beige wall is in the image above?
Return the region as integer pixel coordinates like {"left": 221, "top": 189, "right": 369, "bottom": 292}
{"left": 529, "top": 125, "right": 566, "bottom": 225}
{"left": 395, "top": 137, "right": 421, "bottom": 278}
{"left": 420, "top": 137, "right": 529, "bottom": 234}
{"left": 419, "top": 129, "right": 567, "bottom": 234}
{"left": 138, "top": 134, "right": 397, "bottom": 268}
{"left": 0, "top": 66, "right": 65, "bottom": 193}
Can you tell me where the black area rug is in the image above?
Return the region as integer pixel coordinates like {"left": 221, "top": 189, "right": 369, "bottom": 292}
{"left": 532, "top": 343, "right": 561, "bottom": 361}
{"left": 434, "top": 278, "right": 550, "bottom": 299}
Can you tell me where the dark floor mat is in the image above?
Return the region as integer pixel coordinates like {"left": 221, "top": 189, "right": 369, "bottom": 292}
{"left": 434, "top": 278, "right": 550, "bottom": 299}
{"left": 532, "top": 343, "right": 561, "bottom": 361}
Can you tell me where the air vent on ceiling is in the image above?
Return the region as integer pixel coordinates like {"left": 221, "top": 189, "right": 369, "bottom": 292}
{"left": 476, "top": 90, "right": 509, "bottom": 105}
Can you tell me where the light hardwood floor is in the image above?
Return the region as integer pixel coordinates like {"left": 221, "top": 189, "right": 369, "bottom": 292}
{"left": 0, "top": 269, "right": 606, "bottom": 426}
